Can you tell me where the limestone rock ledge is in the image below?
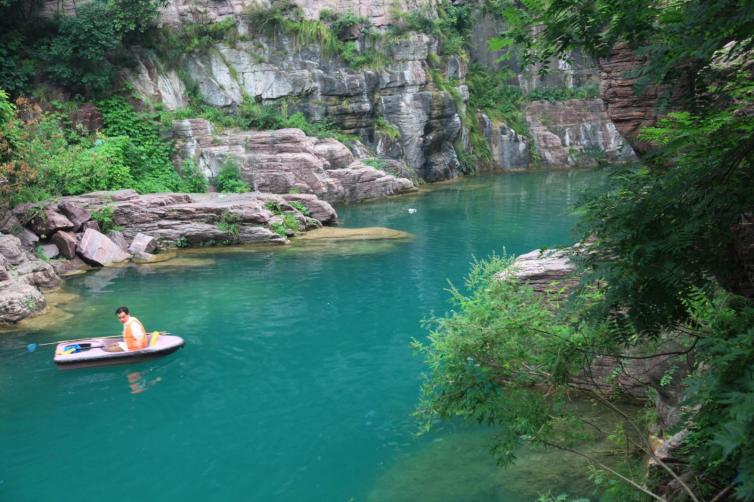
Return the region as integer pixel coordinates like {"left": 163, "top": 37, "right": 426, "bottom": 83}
{"left": 0, "top": 234, "right": 59, "bottom": 324}
{"left": 52, "top": 189, "right": 338, "bottom": 246}
{"left": 0, "top": 190, "right": 337, "bottom": 325}
{"left": 172, "top": 120, "right": 417, "bottom": 203}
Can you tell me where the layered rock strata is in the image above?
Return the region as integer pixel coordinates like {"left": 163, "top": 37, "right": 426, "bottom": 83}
{"left": 127, "top": 24, "right": 465, "bottom": 181}
{"left": 525, "top": 99, "right": 637, "bottom": 167}
{"left": 597, "top": 42, "right": 662, "bottom": 155}
{"left": 172, "top": 120, "right": 416, "bottom": 202}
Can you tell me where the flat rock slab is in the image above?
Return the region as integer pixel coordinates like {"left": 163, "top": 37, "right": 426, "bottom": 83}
{"left": 77, "top": 229, "right": 131, "bottom": 266}
{"left": 296, "top": 227, "right": 413, "bottom": 241}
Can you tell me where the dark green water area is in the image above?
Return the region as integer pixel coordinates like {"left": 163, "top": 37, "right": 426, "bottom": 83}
{"left": 1, "top": 170, "right": 619, "bottom": 501}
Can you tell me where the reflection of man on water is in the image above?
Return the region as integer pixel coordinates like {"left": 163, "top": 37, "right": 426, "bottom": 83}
{"left": 127, "top": 370, "right": 162, "bottom": 395}
{"left": 115, "top": 306, "right": 148, "bottom": 351}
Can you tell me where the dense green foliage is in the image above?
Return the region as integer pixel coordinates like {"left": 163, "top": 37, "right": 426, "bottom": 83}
{"left": 215, "top": 159, "right": 250, "bottom": 193}
{"left": 0, "top": 92, "right": 208, "bottom": 204}
{"left": 98, "top": 97, "right": 185, "bottom": 193}
{"left": 419, "top": 0, "right": 754, "bottom": 499}
{"left": 0, "top": 0, "right": 166, "bottom": 98}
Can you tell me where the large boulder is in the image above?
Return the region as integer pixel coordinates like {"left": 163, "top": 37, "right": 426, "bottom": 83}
{"left": 0, "top": 282, "right": 46, "bottom": 323}
{"left": 57, "top": 202, "right": 91, "bottom": 231}
{"left": 501, "top": 248, "right": 578, "bottom": 294}
{"left": 51, "top": 231, "right": 77, "bottom": 259}
{"left": 18, "top": 228, "right": 40, "bottom": 249}
{"left": 15, "top": 259, "right": 59, "bottom": 289}
{"left": 0, "top": 234, "right": 28, "bottom": 266}
{"left": 30, "top": 208, "right": 74, "bottom": 238}
{"left": 77, "top": 229, "right": 131, "bottom": 266}
{"left": 107, "top": 231, "right": 130, "bottom": 252}
{"left": 128, "top": 233, "right": 158, "bottom": 254}
{"left": 40, "top": 244, "right": 60, "bottom": 259}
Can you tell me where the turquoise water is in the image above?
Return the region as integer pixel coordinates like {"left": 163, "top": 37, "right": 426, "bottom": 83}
{"left": 1, "top": 171, "right": 606, "bottom": 501}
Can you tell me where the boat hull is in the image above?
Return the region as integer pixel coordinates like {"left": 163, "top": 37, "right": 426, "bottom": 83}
{"left": 54, "top": 334, "right": 184, "bottom": 369}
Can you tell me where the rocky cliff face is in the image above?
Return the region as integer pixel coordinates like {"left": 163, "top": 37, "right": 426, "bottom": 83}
{"left": 468, "top": 12, "right": 636, "bottom": 170}
{"left": 525, "top": 99, "right": 636, "bottom": 167}
{"left": 597, "top": 42, "right": 662, "bottom": 155}
{"left": 128, "top": 26, "right": 465, "bottom": 182}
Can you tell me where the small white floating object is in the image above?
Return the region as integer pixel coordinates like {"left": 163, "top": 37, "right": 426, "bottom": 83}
{"left": 408, "top": 208, "right": 417, "bottom": 214}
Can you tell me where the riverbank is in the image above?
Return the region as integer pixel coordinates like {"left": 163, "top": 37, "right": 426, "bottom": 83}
{"left": 0, "top": 189, "right": 342, "bottom": 325}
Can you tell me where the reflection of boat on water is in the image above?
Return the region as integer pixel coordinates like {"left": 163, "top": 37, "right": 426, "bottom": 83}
{"left": 54, "top": 333, "right": 184, "bottom": 369}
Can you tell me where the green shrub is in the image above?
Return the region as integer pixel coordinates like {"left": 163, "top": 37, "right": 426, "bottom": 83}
{"left": 264, "top": 200, "right": 282, "bottom": 214}
{"left": 270, "top": 222, "right": 287, "bottom": 237}
{"left": 215, "top": 159, "right": 250, "bottom": 192}
{"left": 374, "top": 117, "right": 400, "bottom": 140}
{"left": 283, "top": 213, "right": 301, "bottom": 232}
{"left": 217, "top": 210, "right": 242, "bottom": 240}
{"left": 43, "top": 135, "right": 135, "bottom": 195}
{"left": 98, "top": 96, "right": 183, "bottom": 193}
{"left": 91, "top": 205, "right": 118, "bottom": 233}
{"left": 288, "top": 200, "right": 310, "bottom": 216}
{"left": 180, "top": 159, "right": 208, "bottom": 193}
{"left": 363, "top": 158, "right": 387, "bottom": 171}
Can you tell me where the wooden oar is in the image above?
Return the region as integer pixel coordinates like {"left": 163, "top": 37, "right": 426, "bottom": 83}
{"left": 26, "top": 335, "right": 122, "bottom": 353}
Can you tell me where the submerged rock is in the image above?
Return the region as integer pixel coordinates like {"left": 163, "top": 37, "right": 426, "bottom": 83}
{"left": 296, "top": 227, "right": 413, "bottom": 241}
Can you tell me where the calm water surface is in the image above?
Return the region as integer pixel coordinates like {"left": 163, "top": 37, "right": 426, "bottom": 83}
{"left": 1, "top": 171, "right": 606, "bottom": 501}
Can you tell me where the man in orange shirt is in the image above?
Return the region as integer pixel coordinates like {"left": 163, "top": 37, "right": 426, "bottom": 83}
{"left": 115, "top": 306, "right": 148, "bottom": 351}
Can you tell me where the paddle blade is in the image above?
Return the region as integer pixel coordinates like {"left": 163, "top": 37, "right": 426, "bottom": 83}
{"left": 26, "top": 343, "right": 38, "bottom": 352}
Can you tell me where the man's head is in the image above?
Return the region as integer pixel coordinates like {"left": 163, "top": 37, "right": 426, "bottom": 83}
{"left": 115, "top": 306, "right": 130, "bottom": 324}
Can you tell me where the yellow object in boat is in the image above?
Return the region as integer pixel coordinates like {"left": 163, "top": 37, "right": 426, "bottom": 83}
{"left": 149, "top": 331, "right": 160, "bottom": 347}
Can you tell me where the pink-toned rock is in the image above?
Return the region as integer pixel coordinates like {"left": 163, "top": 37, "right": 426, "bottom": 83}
{"left": 0, "top": 282, "right": 46, "bottom": 323}
{"left": 15, "top": 259, "right": 60, "bottom": 289}
{"left": 18, "top": 229, "right": 39, "bottom": 249}
{"left": 57, "top": 201, "right": 91, "bottom": 231}
{"left": 77, "top": 229, "right": 131, "bottom": 266}
{"left": 51, "top": 230, "right": 78, "bottom": 259}
{"left": 108, "top": 231, "right": 130, "bottom": 252}
{"left": 0, "top": 234, "right": 27, "bottom": 266}
{"left": 173, "top": 120, "right": 416, "bottom": 203}
{"left": 313, "top": 138, "right": 355, "bottom": 169}
{"left": 30, "top": 208, "right": 74, "bottom": 238}
{"left": 0, "top": 263, "right": 9, "bottom": 282}
{"left": 281, "top": 194, "right": 338, "bottom": 225}
{"left": 0, "top": 209, "right": 21, "bottom": 234}
{"left": 128, "top": 232, "right": 158, "bottom": 254}
{"left": 50, "top": 256, "right": 90, "bottom": 277}
{"left": 82, "top": 220, "right": 101, "bottom": 232}
{"left": 598, "top": 43, "right": 663, "bottom": 155}
{"left": 40, "top": 244, "right": 60, "bottom": 259}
